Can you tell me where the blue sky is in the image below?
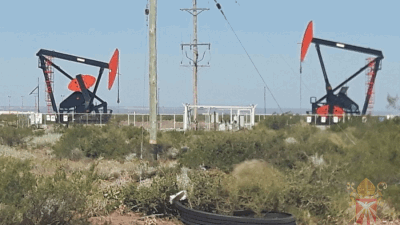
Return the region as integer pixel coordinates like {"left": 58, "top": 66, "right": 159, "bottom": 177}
{"left": 0, "top": 0, "right": 399, "bottom": 113}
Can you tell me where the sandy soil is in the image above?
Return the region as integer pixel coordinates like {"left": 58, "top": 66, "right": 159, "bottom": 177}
{"left": 89, "top": 212, "right": 181, "bottom": 225}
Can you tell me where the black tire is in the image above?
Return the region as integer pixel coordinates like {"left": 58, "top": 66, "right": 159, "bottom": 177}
{"left": 174, "top": 201, "right": 296, "bottom": 225}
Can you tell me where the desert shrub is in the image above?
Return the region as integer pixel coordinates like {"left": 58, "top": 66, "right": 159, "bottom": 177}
{"left": 283, "top": 162, "right": 348, "bottom": 224}
{"left": 122, "top": 126, "right": 149, "bottom": 154}
{"left": 186, "top": 169, "right": 228, "bottom": 213}
{"left": 386, "top": 185, "right": 400, "bottom": 212}
{"left": 123, "top": 169, "right": 179, "bottom": 215}
{"left": 0, "top": 157, "right": 99, "bottom": 225}
{"left": 179, "top": 130, "right": 278, "bottom": 172}
{"left": 184, "top": 160, "right": 346, "bottom": 221}
{"left": 285, "top": 123, "right": 318, "bottom": 143}
{"left": 258, "top": 114, "right": 302, "bottom": 130}
{"left": 107, "top": 114, "right": 128, "bottom": 126}
{"left": 0, "top": 127, "right": 34, "bottom": 146}
{"left": 21, "top": 167, "right": 97, "bottom": 225}
{"left": 51, "top": 123, "right": 68, "bottom": 133}
{"left": 0, "top": 157, "right": 35, "bottom": 206}
{"left": 157, "top": 131, "right": 186, "bottom": 148}
{"left": 344, "top": 121, "right": 400, "bottom": 185}
{"left": 0, "top": 114, "right": 18, "bottom": 125}
{"left": 179, "top": 125, "right": 332, "bottom": 172}
{"left": 222, "top": 160, "right": 287, "bottom": 214}
{"left": 53, "top": 125, "right": 142, "bottom": 160}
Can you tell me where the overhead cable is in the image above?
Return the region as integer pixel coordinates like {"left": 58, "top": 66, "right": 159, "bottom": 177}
{"left": 213, "top": 0, "right": 283, "bottom": 113}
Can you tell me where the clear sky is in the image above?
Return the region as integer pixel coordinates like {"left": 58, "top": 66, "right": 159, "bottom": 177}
{"left": 0, "top": 0, "right": 399, "bottom": 114}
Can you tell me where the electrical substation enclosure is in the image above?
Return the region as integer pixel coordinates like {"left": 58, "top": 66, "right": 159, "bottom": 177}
{"left": 183, "top": 104, "right": 256, "bottom": 131}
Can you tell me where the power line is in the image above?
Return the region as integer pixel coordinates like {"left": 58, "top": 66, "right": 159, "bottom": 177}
{"left": 213, "top": 0, "right": 283, "bottom": 113}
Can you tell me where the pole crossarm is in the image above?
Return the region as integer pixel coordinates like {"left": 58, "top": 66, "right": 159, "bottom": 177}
{"left": 180, "top": 65, "right": 210, "bottom": 68}
{"left": 180, "top": 8, "right": 210, "bottom": 15}
{"left": 181, "top": 43, "right": 211, "bottom": 48}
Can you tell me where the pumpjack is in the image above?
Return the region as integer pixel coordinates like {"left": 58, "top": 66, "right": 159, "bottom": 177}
{"left": 300, "top": 21, "right": 383, "bottom": 122}
{"left": 36, "top": 49, "right": 119, "bottom": 123}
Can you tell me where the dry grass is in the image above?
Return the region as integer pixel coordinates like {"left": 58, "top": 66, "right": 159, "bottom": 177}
{"left": 0, "top": 145, "right": 36, "bottom": 159}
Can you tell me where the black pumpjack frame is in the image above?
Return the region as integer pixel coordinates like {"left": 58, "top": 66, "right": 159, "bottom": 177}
{"left": 310, "top": 37, "right": 383, "bottom": 115}
{"left": 37, "top": 49, "right": 112, "bottom": 122}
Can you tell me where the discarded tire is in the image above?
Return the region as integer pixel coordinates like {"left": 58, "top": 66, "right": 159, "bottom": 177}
{"left": 174, "top": 201, "right": 296, "bottom": 225}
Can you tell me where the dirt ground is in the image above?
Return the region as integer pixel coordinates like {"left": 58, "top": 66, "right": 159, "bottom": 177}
{"left": 89, "top": 212, "right": 181, "bottom": 225}
{"left": 90, "top": 214, "right": 400, "bottom": 225}
{"left": 89, "top": 212, "right": 400, "bottom": 225}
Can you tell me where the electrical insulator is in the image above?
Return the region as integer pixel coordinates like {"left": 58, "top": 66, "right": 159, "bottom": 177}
{"left": 145, "top": 8, "right": 149, "bottom": 15}
{"left": 216, "top": 3, "right": 221, "bottom": 9}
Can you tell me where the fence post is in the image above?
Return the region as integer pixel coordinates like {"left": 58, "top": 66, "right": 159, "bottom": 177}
{"left": 100, "top": 113, "right": 102, "bottom": 125}
{"left": 142, "top": 114, "right": 144, "bottom": 127}
{"left": 230, "top": 109, "right": 233, "bottom": 125}
{"left": 314, "top": 114, "right": 316, "bottom": 125}
{"left": 174, "top": 114, "right": 176, "bottom": 130}
{"left": 134, "top": 111, "right": 136, "bottom": 126}
{"left": 86, "top": 114, "right": 88, "bottom": 125}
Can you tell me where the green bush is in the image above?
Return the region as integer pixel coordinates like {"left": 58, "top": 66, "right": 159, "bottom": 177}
{"left": 179, "top": 130, "right": 272, "bottom": 172}
{"left": 186, "top": 161, "right": 288, "bottom": 216}
{"left": 123, "top": 169, "right": 179, "bottom": 215}
{"left": 157, "top": 131, "right": 187, "bottom": 149}
{"left": 258, "top": 115, "right": 302, "bottom": 130}
{"left": 182, "top": 161, "right": 349, "bottom": 223}
{"left": 177, "top": 120, "right": 400, "bottom": 222}
{"left": 0, "top": 157, "right": 35, "bottom": 206}
{"left": 186, "top": 169, "right": 229, "bottom": 213}
{"left": 179, "top": 124, "right": 323, "bottom": 172}
{"left": 0, "top": 157, "right": 99, "bottom": 225}
{"left": 53, "top": 125, "right": 146, "bottom": 160}
{"left": 0, "top": 127, "right": 35, "bottom": 146}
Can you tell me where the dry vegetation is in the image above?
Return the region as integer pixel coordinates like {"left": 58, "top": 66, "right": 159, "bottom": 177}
{"left": 0, "top": 114, "right": 400, "bottom": 224}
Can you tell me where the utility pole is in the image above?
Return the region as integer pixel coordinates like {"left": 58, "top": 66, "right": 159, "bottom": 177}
{"left": 157, "top": 87, "right": 160, "bottom": 116}
{"left": 264, "top": 86, "right": 266, "bottom": 114}
{"left": 29, "top": 80, "right": 39, "bottom": 113}
{"left": 149, "top": 0, "right": 158, "bottom": 148}
{"left": 38, "top": 77, "right": 40, "bottom": 113}
{"left": 181, "top": 1, "right": 210, "bottom": 129}
{"left": 8, "top": 96, "right": 11, "bottom": 113}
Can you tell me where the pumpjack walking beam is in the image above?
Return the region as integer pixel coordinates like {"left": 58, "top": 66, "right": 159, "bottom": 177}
{"left": 37, "top": 49, "right": 109, "bottom": 68}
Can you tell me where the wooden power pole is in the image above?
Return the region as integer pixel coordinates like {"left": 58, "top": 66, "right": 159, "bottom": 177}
{"left": 181, "top": 1, "right": 210, "bottom": 128}
{"left": 192, "top": 0, "right": 199, "bottom": 124}
{"left": 149, "top": 0, "right": 158, "bottom": 146}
